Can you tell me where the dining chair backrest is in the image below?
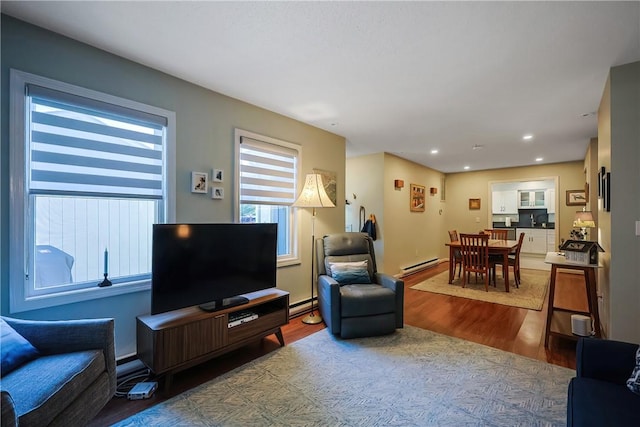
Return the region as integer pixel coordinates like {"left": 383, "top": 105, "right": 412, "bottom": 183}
{"left": 448, "top": 230, "right": 459, "bottom": 242}
{"left": 484, "top": 229, "right": 508, "bottom": 240}
{"left": 459, "top": 233, "right": 490, "bottom": 273}
{"left": 514, "top": 232, "right": 526, "bottom": 258}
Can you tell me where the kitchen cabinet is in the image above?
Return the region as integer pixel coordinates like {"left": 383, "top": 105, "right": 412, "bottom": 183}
{"left": 546, "top": 189, "right": 556, "bottom": 213}
{"left": 518, "top": 190, "right": 546, "bottom": 208}
{"left": 516, "top": 228, "right": 548, "bottom": 254}
{"left": 492, "top": 190, "right": 518, "bottom": 214}
{"left": 547, "top": 230, "right": 556, "bottom": 252}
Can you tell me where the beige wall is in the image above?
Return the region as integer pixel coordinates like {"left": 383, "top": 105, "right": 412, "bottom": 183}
{"left": 346, "top": 153, "right": 445, "bottom": 274}
{"left": 598, "top": 61, "right": 640, "bottom": 343}
{"left": 382, "top": 154, "right": 446, "bottom": 274}
{"left": 345, "top": 153, "right": 386, "bottom": 266}
{"left": 444, "top": 162, "right": 586, "bottom": 251}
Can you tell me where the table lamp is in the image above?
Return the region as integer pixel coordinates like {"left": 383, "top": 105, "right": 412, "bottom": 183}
{"left": 292, "top": 173, "right": 335, "bottom": 325}
{"left": 572, "top": 211, "right": 595, "bottom": 240}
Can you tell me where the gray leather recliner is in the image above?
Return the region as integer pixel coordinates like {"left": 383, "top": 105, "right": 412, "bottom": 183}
{"left": 316, "top": 232, "right": 404, "bottom": 339}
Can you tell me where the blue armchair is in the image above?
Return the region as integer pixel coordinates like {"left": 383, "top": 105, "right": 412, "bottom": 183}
{"left": 567, "top": 337, "right": 640, "bottom": 426}
{"left": 1, "top": 317, "right": 116, "bottom": 426}
{"left": 316, "top": 232, "right": 404, "bottom": 339}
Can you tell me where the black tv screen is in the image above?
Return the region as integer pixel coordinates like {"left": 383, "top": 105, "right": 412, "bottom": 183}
{"left": 151, "top": 223, "right": 277, "bottom": 315}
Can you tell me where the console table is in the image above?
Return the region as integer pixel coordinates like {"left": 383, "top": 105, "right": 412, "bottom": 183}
{"left": 137, "top": 288, "right": 289, "bottom": 389}
{"left": 543, "top": 252, "right": 601, "bottom": 347}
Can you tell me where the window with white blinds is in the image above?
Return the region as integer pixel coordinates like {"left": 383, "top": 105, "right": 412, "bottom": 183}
{"left": 238, "top": 136, "right": 298, "bottom": 205}
{"left": 9, "top": 69, "right": 175, "bottom": 313}
{"left": 236, "top": 130, "right": 301, "bottom": 264}
{"left": 28, "top": 84, "right": 166, "bottom": 199}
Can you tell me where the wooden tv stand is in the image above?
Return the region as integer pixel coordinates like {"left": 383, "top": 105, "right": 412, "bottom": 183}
{"left": 136, "top": 288, "right": 289, "bottom": 389}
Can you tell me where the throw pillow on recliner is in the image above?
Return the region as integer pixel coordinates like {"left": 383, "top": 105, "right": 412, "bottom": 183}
{"left": 328, "top": 261, "right": 371, "bottom": 284}
{"left": 0, "top": 318, "right": 40, "bottom": 377}
{"left": 627, "top": 347, "right": 640, "bottom": 395}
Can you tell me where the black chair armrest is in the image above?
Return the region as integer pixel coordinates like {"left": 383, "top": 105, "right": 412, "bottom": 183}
{"left": 375, "top": 273, "right": 404, "bottom": 327}
{"left": 317, "top": 275, "right": 341, "bottom": 333}
{"left": 375, "top": 272, "right": 402, "bottom": 291}
{"left": 576, "top": 338, "right": 639, "bottom": 384}
{"left": 1, "top": 391, "right": 17, "bottom": 427}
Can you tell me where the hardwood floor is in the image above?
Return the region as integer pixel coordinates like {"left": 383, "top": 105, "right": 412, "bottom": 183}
{"left": 90, "top": 262, "right": 584, "bottom": 426}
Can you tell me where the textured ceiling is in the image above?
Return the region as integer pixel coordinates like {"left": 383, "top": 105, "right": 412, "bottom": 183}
{"left": 3, "top": 1, "right": 639, "bottom": 172}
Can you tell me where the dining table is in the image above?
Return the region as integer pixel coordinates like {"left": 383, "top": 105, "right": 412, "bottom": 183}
{"left": 445, "top": 239, "right": 519, "bottom": 292}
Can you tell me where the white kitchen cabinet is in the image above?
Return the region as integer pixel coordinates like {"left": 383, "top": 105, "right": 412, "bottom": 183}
{"left": 492, "top": 190, "right": 518, "bottom": 214}
{"left": 546, "top": 230, "right": 556, "bottom": 253}
{"left": 546, "top": 189, "right": 556, "bottom": 213}
{"left": 518, "top": 190, "right": 546, "bottom": 208}
{"left": 516, "top": 228, "right": 548, "bottom": 254}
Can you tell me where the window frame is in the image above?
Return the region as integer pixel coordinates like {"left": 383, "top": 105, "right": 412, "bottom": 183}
{"left": 234, "top": 128, "right": 301, "bottom": 267}
{"left": 9, "top": 69, "right": 176, "bottom": 313}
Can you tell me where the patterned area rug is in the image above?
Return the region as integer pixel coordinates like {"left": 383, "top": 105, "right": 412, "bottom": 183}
{"left": 115, "top": 326, "right": 573, "bottom": 426}
{"left": 410, "top": 268, "right": 549, "bottom": 310}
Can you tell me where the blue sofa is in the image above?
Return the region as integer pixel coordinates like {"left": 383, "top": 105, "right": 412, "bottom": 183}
{"left": 1, "top": 317, "right": 116, "bottom": 426}
{"left": 567, "top": 338, "right": 640, "bottom": 426}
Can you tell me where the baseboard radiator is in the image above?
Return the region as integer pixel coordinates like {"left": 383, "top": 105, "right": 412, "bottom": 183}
{"left": 397, "top": 257, "right": 439, "bottom": 277}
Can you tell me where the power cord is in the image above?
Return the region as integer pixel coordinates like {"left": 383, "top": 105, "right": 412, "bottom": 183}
{"left": 114, "top": 368, "right": 152, "bottom": 398}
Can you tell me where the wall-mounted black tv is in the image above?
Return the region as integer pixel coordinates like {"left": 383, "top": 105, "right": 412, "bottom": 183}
{"left": 151, "top": 223, "right": 277, "bottom": 315}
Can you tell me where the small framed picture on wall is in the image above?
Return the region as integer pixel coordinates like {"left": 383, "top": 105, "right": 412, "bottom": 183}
{"left": 191, "top": 171, "right": 208, "bottom": 193}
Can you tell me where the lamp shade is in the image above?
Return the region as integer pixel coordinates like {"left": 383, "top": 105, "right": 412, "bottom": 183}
{"left": 292, "top": 174, "right": 335, "bottom": 208}
{"left": 573, "top": 211, "right": 595, "bottom": 228}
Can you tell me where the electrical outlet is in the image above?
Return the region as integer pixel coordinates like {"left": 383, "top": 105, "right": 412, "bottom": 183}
{"left": 475, "top": 217, "right": 480, "bottom": 223}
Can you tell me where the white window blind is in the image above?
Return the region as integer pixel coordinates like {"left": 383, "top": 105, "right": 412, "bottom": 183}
{"left": 27, "top": 84, "right": 166, "bottom": 199}
{"left": 239, "top": 136, "right": 298, "bottom": 205}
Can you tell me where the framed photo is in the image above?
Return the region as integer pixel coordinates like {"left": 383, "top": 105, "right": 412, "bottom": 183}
{"left": 191, "top": 171, "right": 208, "bottom": 193}
{"left": 211, "top": 187, "right": 224, "bottom": 199}
{"left": 603, "top": 172, "right": 611, "bottom": 212}
{"left": 468, "top": 198, "right": 481, "bottom": 210}
{"left": 566, "top": 189, "right": 586, "bottom": 206}
{"left": 410, "top": 184, "right": 425, "bottom": 212}
{"left": 313, "top": 168, "right": 337, "bottom": 205}
{"left": 212, "top": 169, "right": 224, "bottom": 183}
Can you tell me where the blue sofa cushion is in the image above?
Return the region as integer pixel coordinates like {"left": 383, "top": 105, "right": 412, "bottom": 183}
{"left": 568, "top": 377, "right": 640, "bottom": 426}
{"left": 628, "top": 346, "right": 640, "bottom": 394}
{"left": 0, "top": 319, "right": 39, "bottom": 377}
{"left": 2, "top": 350, "right": 104, "bottom": 426}
{"left": 328, "top": 261, "right": 371, "bottom": 284}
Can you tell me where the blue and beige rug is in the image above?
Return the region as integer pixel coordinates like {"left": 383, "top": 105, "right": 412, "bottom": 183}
{"left": 116, "top": 326, "right": 573, "bottom": 426}
{"left": 411, "top": 269, "right": 549, "bottom": 311}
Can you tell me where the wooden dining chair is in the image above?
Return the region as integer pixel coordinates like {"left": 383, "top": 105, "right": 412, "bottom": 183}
{"left": 493, "top": 232, "right": 525, "bottom": 288}
{"left": 459, "top": 233, "right": 493, "bottom": 292}
{"left": 484, "top": 229, "right": 508, "bottom": 240}
{"left": 448, "top": 230, "right": 462, "bottom": 279}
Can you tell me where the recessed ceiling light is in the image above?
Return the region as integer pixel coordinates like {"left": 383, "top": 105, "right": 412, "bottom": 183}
{"left": 431, "top": 149, "right": 438, "bottom": 154}
{"left": 523, "top": 134, "right": 534, "bottom": 141}
{"left": 535, "top": 157, "right": 543, "bottom": 162}
{"left": 463, "top": 165, "right": 470, "bottom": 170}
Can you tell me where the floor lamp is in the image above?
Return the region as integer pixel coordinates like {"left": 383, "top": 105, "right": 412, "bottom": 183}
{"left": 292, "top": 173, "right": 335, "bottom": 324}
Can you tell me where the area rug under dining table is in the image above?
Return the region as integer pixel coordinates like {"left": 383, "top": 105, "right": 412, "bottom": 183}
{"left": 114, "top": 325, "right": 573, "bottom": 426}
{"left": 410, "top": 268, "right": 550, "bottom": 310}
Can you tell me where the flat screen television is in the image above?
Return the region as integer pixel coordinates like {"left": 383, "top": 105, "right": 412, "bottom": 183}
{"left": 151, "top": 223, "right": 277, "bottom": 315}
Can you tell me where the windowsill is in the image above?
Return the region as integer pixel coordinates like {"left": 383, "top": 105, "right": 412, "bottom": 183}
{"left": 10, "top": 279, "right": 151, "bottom": 314}
{"left": 278, "top": 257, "right": 301, "bottom": 268}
